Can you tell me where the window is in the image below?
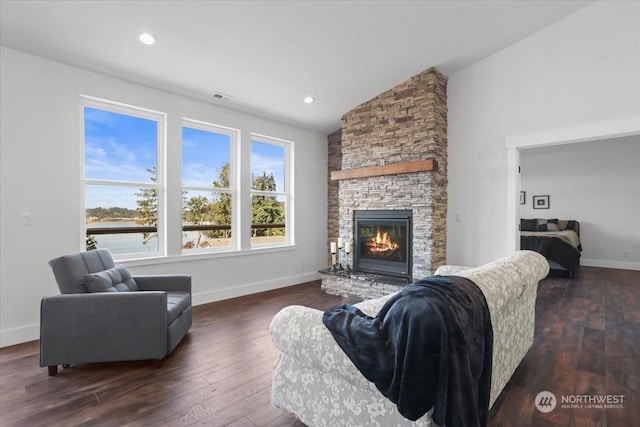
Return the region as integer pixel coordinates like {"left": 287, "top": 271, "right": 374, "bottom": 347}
{"left": 81, "top": 97, "right": 294, "bottom": 259}
{"left": 181, "top": 120, "right": 237, "bottom": 252}
{"left": 250, "top": 134, "right": 293, "bottom": 247}
{"left": 82, "top": 99, "right": 164, "bottom": 258}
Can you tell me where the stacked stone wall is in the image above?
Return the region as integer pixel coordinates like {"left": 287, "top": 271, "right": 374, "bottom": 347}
{"left": 326, "top": 129, "right": 342, "bottom": 267}
{"left": 327, "top": 67, "right": 447, "bottom": 279}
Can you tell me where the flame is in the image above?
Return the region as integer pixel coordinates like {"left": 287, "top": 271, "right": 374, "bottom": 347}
{"left": 368, "top": 230, "right": 399, "bottom": 254}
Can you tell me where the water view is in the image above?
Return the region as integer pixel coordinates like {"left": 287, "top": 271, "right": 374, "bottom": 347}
{"left": 88, "top": 221, "right": 158, "bottom": 255}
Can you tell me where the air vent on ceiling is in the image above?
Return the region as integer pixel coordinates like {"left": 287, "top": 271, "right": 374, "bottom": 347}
{"left": 212, "top": 91, "right": 234, "bottom": 101}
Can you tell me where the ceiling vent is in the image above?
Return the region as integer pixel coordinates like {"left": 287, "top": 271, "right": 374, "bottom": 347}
{"left": 212, "top": 91, "right": 234, "bottom": 101}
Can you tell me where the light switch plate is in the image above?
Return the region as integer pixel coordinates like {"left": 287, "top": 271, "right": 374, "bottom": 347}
{"left": 20, "top": 212, "right": 32, "bottom": 226}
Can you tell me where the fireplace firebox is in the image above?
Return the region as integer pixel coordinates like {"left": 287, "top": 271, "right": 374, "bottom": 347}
{"left": 353, "top": 210, "right": 412, "bottom": 279}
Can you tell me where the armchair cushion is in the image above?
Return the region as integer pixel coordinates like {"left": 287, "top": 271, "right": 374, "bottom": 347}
{"left": 167, "top": 291, "right": 191, "bottom": 324}
{"left": 85, "top": 265, "right": 139, "bottom": 293}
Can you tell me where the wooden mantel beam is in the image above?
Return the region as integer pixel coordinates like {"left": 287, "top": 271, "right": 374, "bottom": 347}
{"left": 330, "top": 159, "right": 437, "bottom": 181}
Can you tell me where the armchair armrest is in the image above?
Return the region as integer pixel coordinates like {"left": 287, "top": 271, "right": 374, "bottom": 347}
{"left": 270, "top": 305, "right": 371, "bottom": 389}
{"left": 134, "top": 275, "right": 191, "bottom": 293}
{"left": 40, "top": 291, "right": 168, "bottom": 368}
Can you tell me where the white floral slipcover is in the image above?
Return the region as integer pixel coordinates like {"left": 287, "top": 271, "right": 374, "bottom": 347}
{"left": 270, "top": 250, "right": 549, "bottom": 426}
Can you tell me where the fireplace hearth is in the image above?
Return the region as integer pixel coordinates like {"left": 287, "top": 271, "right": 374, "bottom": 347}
{"left": 353, "top": 210, "right": 412, "bottom": 279}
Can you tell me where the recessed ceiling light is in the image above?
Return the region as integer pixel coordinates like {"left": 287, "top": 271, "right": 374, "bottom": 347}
{"left": 304, "top": 96, "right": 315, "bottom": 104}
{"left": 138, "top": 33, "right": 157, "bottom": 45}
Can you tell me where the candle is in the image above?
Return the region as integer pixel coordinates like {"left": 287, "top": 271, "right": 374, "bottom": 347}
{"left": 345, "top": 241, "right": 352, "bottom": 254}
{"left": 330, "top": 242, "right": 337, "bottom": 254}
{"left": 338, "top": 238, "right": 344, "bottom": 249}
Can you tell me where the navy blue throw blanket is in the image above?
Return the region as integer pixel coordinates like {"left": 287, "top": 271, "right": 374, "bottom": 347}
{"left": 322, "top": 275, "right": 493, "bottom": 426}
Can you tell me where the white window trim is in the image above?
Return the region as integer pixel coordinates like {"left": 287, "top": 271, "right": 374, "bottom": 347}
{"left": 181, "top": 118, "right": 240, "bottom": 254}
{"left": 250, "top": 133, "right": 294, "bottom": 248}
{"left": 78, "top": 97, "right": 296, "bottom": 264}
{"left": 80, "top": 95, "right": 166, "bottom": 260}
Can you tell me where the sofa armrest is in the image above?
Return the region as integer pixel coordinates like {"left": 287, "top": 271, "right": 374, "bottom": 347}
{"left": 40, "top": 291, "right": 168, "bottom": 367}
{"left": 134, "top": 275, "right": 191, "bottom": 293}
{"left": 434, "top": 265, "right": 472, "bottom": 275}
{"left": 451, "top": 251, "right": 549, "bottom": 317}
{"left": 270, "top": 305, "right": 371, "bottom": 389}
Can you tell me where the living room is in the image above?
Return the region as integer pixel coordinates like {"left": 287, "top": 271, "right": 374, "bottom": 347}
{"left": 1, "top": 1, "right": 639, "bottom": 426}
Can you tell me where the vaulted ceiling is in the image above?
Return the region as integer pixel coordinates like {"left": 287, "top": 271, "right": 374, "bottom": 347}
{"left": 0, "top": 1, "right": 592, "bottom": 133}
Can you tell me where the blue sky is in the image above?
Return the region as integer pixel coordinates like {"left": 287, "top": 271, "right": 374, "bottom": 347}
{"left": 251, "top": 141, "right": 285, "bottom": 192}
{"left": 182, "top": 126, "right": 230, "bottom": 187}
{"left": 84, "top": 107, "right": 285, "bottom": 210}
{"left": 84, "top": 107, "right": 156, "bottom": 209}
{"left": 84, "top": 107, "right": 157, "bottom": 183}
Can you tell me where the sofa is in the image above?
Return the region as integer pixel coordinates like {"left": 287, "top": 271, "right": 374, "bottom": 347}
{"left": 270, "top": 250, "right": 549, "bottom": 426}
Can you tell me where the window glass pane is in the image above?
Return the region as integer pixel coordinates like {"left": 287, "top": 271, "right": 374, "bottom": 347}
{"left": 251, "top": 194, "right": 286, "bottom": 245}
{"left": 182, "top": 127, "right": 231, "bottom": 188}
{"left": 251, "top": 141, "right": 285, "bottom": 192}
{"left": 85, "top": 185, "right": 158, "bottom": 254}
{"left": 182, "top": 190, "right": 232, "bottom": 250}
{"left": 84, "top": 107, "right": 157, "bottom": 181}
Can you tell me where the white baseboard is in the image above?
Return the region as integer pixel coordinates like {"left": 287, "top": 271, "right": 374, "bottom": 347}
{"left": 0, "top": 272, "right": 321, "bottom": 349}
{"left": 192, "top": 271, "right": 321, "bottom": 306}
{"left": 581, "top": 258, "right": 640, "bottom": 271}
{"left": 0, "top": 324, "right": 39, "bottom": 348}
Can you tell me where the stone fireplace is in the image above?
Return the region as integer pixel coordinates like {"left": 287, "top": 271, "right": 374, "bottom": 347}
{"left": 324, "top": 67, "right": 447, "bottom": 298}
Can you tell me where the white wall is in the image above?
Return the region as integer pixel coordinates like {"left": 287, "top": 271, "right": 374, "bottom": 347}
{"left": 519, "top": 136, "right": 640, "bottom": 270}
{"left": 447, "top": 1, "right": 640, "bottom": 266}
{"left": 0, "top": 46, "right": 329, "bottom": 347}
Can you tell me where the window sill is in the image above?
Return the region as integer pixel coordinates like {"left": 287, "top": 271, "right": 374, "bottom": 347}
{"left": 118, "top": 244, "right": 297, "bottom": 267}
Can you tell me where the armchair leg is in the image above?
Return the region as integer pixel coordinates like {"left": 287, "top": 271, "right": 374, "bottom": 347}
{"left": 47, "top": 365, "right": 58, "bottom": 376}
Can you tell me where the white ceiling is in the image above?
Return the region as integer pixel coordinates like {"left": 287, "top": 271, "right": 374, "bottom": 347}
{"left": 0, "top": 0, "right": 592, "bottom": 134}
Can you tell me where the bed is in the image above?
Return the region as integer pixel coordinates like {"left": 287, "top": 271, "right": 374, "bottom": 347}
{"left": 520, "top": 218, "right": 582, "bottom": 278}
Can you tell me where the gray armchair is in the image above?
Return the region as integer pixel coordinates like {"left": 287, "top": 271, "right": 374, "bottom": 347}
{"left": 40, "top": 249, "right": 192, "bottom": 376}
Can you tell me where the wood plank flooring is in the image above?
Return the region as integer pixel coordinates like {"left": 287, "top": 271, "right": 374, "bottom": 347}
{"left": 488, "top": 266, "right": 640, "bottom": 427}
{"left": 1, "top": 266, "right": 638, "bottom": 426}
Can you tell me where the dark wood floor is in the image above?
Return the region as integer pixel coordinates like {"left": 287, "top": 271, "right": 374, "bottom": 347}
{"left": 0, "top": 266, "right": 638, "bottom": 426}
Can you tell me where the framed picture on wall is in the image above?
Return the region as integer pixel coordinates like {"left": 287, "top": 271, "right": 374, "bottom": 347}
{"left": 533, "top": 195, "right": 550, "bottom": 209}
{"left": 520, "top": 191, "right": 526, "bottom": 205}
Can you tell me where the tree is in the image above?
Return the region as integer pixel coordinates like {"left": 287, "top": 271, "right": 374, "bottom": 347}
{"left": 183, "top": 196, "right": 212, "bottom": 247}
{"left": 135, "top": 167, "right": 157, "bottom": 243}
{"left": 183, "top": 196, "right": 212, "bottom": 224}
{"left": 86, "top": 207, "right": 137, "bottom": 220}
{"left": 182, "top": 164, "right": 232, "bottom": 246}
{"left": 252, "top": 171, "right": 277, "bottom": 192}
{"left": 251, "top": 171, "right": 285, "bottom": 237}
{"left": 86, "top": 234, "right": 98, "bottom": 250}
{"left": 209, "top": 163, "right": 232, "bottom": 238}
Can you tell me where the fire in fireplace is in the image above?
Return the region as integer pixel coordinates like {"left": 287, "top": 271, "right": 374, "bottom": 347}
{"left": 353, "top": 210, "right": 412, "bottom": 279}
{"left": 366, "top": 230, "right": 399, "bottom": 255}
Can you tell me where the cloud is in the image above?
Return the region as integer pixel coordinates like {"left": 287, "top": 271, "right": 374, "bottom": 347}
{"left": 182, "top": 162, "right": 228, "bottom": 188}
{"left": 85, "top": 141, "right": 107, "bottom": 157}
{"left": 85, "top": 107, "right": 118, "bottom": 127}
{"left": 108, "top": 138, "right": 137, "bottom": 161}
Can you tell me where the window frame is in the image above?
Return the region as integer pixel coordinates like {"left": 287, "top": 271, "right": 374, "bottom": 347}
{"left": 80, "top": 96, "right": 166, "bottom": 260}
{"left": 181, "top": 118, "right": 240, "bottom": 254}
{"left": 249, "top": 133, "right": 294, "bottom": 249}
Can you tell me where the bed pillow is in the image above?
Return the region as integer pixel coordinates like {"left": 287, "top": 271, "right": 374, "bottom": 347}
{"left": 537, "top": 220, "right": 560, "bottom": 232}
{"left": 85, "top": 265, "right": 139, "bottom": 293}
{"left": 521, "top": 219, "right": 538, "bottom": 232}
